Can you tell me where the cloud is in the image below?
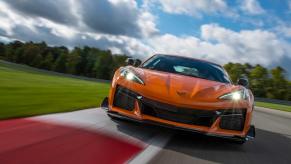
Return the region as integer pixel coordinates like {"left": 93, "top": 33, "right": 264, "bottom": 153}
{"left": 147, "top": 24, "right": 289, "bottom": 68}
{"left": 241, "top": 0, "right": 265, "bottom": 15}
{"left": 3, "top": 0, "right": 78, "bottom": 25}
{"left": 137, "top": 11, "right": 159, "bottom": 37}
{"left": 71, "top": 33, "right": 154, "bottom": 59}
{"left": 79, "top": 0, "right": 157, "bottom": 37}
{"left": 0, "top": 35, "right": 13, "bottom": 43}
{"left": 2, "top": 0, "right": 157, "bottom": 38}
{"left": 79, "top": 0, "right": 140, "bottom": 37}
{"left": 145, "top": 24, "right": 291, "bottom": 77}
{"left": 276, "top": 25, "right": 291, "bottom": 38}
{"left": 149, "top": 0, "right": 235, "bottom": 18}
{"left": 201, "top": 24, "right": 287, "bottom": 65}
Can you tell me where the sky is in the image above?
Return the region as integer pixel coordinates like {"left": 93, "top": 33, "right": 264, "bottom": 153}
{"left": 0, "top": 0, "right": 291, "bottom": 78}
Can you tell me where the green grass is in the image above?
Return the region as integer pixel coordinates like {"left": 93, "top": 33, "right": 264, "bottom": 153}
{"left": 255, "top": 101, "right": 291, "bottom": 112}
{"left": 0, "top": 60, "right": 110, "bottom": 120}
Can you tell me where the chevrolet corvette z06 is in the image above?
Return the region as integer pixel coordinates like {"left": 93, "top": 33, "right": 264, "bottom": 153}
{"left": 101, "top": 54, "right": 255, "bottom": 144}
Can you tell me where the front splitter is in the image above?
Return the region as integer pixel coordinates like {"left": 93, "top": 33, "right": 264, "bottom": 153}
{"left": 107, "top": 110, "right": 255, "bottom": 142}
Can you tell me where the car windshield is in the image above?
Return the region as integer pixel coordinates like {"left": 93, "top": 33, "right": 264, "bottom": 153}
{"left": 141, "top": 55, "right": 231, "bottom": 84}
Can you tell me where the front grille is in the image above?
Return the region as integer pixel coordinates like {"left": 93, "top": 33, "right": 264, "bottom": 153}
{"left": 219, "top": 109, "right": 246, "bottom": 131}
{"left": 113, "top": 86, "right": 138, "bottom": 111}
{"left": 140, "top": 98, "right": 218, "bottom": 127}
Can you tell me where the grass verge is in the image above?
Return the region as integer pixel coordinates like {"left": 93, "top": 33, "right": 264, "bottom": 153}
{"left": 255, "top": 101, "right": 291, "bottom": 112}
{"left": 0, "top": 60, "right": 110, "bottom": 120}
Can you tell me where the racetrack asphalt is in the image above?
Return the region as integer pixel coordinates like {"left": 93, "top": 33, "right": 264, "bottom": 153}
{"left": 150, "top": 107, "right": 291, "bottom": 164}
{"left": 0, "top": 107, "right": 291, "bottom": 164}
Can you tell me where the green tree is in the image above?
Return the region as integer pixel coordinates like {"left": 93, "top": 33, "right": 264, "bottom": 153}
{"left": 31, "top": 54, "right": 43, "bottom": 68}
{"left": 53, "top": 53, "right": 67, "bottom": 73}
{"left": 84, "top": 48, "right": 100, "bottom": 77}
{"left": 66, "top": 49, "right": 81, "bottom": 74}
{"left": 5, "top": 41, "right": 24, "bottom": 62}
{"left": 40, "top": 52, "right": 54, "bottom": 70}
{"left": 249, "top": 65, "right": 270, "bottom": 97}
{"left": 22, "top": 43, "right": 42, "bottom": 66}
{"left": 269, "top": 67, "right": 288, "bottom": 100}
{"left": 224, "top": 63, "right": 250, "bottom": 82}
{"left": 0, "top": 42, "right": 5, "bottom": 58}
{"left": 94, "top": 52, "right": 113, "bottom": 80}
{"left": 287, "top": 82, "right": 291, "bottom": 101}
{"left": 77, "top": 47, "right": 90, "bottom": 76}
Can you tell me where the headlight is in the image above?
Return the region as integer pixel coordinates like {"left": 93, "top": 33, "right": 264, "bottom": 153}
{"left": 120, "top": 68, "right": 145, "bottom": 85}
{"left": 219, "top": 89, "right": 248, "bottom": 101}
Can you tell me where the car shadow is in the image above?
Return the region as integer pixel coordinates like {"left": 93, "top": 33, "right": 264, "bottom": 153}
{"left": 150, "top": 128, "right": 291, "bottom": 164}
{"left": 110, "top": 117, "right": 291, "bottom": 164}
{"left": 110, "top": 117, "right": 172, "bottom": 143}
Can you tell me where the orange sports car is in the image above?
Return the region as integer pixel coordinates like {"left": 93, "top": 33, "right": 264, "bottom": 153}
{"left": 101, "top": 54, "right": 255, "bottom": 144}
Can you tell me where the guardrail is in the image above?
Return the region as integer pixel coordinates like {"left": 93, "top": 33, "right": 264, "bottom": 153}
{"left": 255, "top": 97, "right": 291, "bottom": 106}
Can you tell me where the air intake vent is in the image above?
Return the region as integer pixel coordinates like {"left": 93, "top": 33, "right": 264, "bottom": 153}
{"left": 219, "top": 109, "right": 246, "bottom": 131}
{"left": 113, "top": 86, "right": 138, "bottom": 111}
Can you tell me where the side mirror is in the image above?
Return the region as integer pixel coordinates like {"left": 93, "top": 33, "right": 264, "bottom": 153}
{"left": 125, "top": 58, "right": 135, "bottom": 66}
{"left": 134, "top": 59, "right": 142, "bottom": 67}
{"left": 237, "top": 78, "right": 249, "bottom": 88}
{"left": 125, "top": 58, "right": 142, "bottom": 67}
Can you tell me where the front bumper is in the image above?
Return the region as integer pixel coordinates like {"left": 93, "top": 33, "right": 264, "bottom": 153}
{"left": 102, "top": 97, "right": 255, "bottom": 141}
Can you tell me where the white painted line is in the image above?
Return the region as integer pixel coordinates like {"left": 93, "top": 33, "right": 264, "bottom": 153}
{"left": 129, "top": 132, "right": 172, "bottom": 164}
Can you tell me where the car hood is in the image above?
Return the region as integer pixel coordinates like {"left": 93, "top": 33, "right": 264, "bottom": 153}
{"left": 132, "top": 67, "right": 241, "bottom": 107}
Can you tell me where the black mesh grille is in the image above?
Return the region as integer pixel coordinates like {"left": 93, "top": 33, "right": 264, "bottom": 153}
{"left": 113, "top": 86, "right": 138, "bottom": 111}
{"left": 140, "top": 98, "right": 218, "bottom": 127}
{"left": 219, "top": 109, "right": 246, "bottom": 131}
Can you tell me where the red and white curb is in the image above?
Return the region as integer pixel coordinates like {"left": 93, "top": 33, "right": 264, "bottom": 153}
{"left": 0, "top": 108, "right": 171, "bottom": 163}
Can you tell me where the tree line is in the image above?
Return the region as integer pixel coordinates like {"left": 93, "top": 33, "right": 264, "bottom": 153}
{"left": 0, "top": 41, "right": 290, "bottom": 100}
{"left": 224, "top": 63, "right": 291, "bottom": 101}
{"left": 0, "top": 41, "right": 127, "bottom": 80}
